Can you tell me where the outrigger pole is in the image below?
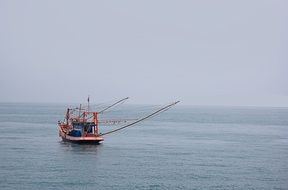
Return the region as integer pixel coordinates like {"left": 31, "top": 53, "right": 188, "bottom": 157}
{"left": 85, "top": 97, "right": 129, "bottom": 120}
{"left": 98, "top": 97, "right": 129, "bottom": 114}
{"left": 100, "top": 101, "right": 180, "bottom": 136}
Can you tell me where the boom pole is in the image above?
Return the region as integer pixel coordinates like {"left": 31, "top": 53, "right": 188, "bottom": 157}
{"left": 100, "top": 101, "right": 180, "bottom": 136}
{"left": 98, "top": 97, "right": 129, "bottom": 114}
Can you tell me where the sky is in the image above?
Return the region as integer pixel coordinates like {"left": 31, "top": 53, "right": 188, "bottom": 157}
{"left": 0, "top": 0, "right": 287, "bottom": 106}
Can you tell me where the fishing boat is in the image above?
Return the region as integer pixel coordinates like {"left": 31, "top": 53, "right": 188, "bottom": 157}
{"left": 58, "top": 97, "right": 179, "bottom": 144}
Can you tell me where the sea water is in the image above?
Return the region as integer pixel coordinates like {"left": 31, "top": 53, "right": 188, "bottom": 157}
{"left": 0, "top": 103, "right": 287, "bottom": 190}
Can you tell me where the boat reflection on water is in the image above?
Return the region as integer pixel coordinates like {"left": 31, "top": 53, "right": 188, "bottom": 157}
{"left": 59, "top": 140, "right": 104, "bottom": 153}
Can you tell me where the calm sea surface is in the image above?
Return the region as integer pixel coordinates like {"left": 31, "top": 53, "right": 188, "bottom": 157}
{"left": 0, "top": 103, "right": 287, "bottom": 190}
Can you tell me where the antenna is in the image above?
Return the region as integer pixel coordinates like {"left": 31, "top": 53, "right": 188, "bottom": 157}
{"left": 87, "top": 95, "right": 90, "bottom": 112}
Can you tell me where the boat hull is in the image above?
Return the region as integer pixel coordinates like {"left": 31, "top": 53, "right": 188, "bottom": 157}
{"left": 61, "top": 137, "right": 103, "bottom": 144}
{"left": 59, "top": 127, "right": 104, "bottom": 144}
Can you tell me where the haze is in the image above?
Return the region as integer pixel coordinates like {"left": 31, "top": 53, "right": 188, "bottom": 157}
{"left": 0, "top": 0, "right": 287, "bottom": 106}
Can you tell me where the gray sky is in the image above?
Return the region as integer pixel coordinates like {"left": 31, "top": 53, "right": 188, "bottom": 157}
{"left": 0, "top": 0, "right": 287, "bottom": 106}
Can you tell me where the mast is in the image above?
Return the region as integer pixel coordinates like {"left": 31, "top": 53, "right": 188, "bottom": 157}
{"left": 79, "top": 104, "right": 82, "bottom": 118}
{"left": 93, "top": 112, "right": 99, "bottom": 135}
{"left": 65, "top": 108, "right": 70, "bottom": 123}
